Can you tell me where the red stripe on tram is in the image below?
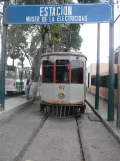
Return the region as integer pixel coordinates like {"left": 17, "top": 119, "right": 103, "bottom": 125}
{"left": 54, "top": 61, "right": 56, "bottom": 83}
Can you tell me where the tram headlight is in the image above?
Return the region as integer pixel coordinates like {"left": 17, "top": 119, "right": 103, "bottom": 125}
{"left": 58, "top": 92, "right": 65, "bottom": 99}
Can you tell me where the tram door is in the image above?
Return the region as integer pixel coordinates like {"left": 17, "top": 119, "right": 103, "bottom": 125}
{"left": 54, "top": 59, "right": 70, "bottom": 102}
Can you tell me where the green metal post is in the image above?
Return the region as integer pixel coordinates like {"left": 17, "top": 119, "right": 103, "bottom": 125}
{"left": 117, "top": 48, "right": 120, "bottom": 127}
{"left": 95, "top": 23, "right": 100, "bottom": 110}
{"left": 108, "top": 22, "right": 114, "bottom": 121}
{"left": 116, "top": 10, "right": 120, "bottom": 127}
{"left": 0, "top": 0, "right": 9, "bottom": 110}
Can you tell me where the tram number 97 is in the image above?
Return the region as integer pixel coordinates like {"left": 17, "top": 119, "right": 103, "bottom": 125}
{"left": 59, "top": 85, "right": 65, "bottom": 90}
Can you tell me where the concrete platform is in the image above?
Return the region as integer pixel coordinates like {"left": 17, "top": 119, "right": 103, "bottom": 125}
{"left": 0, "top": 101, "right": 44, "bottom": 161}
{"left": 0, "top": 93, "right": 40, "bottom": 121}
{"left": 86, "top": 93, "right": 120, "bottom": 143}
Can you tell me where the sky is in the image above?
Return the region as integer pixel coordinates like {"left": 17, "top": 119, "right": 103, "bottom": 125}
{"left": 73, "top": 0, "right": 120, "bottom": 67}
{"left": 4, "top": 1, "right": 120, "bottom": 67}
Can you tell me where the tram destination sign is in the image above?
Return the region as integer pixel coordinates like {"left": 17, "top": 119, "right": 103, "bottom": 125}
{"left": 4, "top": 3, "right": 114, "bottom": 24}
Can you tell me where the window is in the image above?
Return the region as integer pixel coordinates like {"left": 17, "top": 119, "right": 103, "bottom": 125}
{"left": 100, "top": 75, "right": 108, "bottom": 88}
{"left": 5, "top": 66, "right": 15, "bottom": 77}
{"left": 56, "top": 60, "right": 69, "bottom": 83}
{"left": 5, "top": 70, "right": 15, "bottom": 77}
{"left": 27, "top": 71, "right": 31, "bottom": 79}
{"left": 23, "top": 70, "right": 27, "bottom": 79}
{"left": 42, "top": 60, "right": 54, "bottom": 83}
{"left": 91, "top": 76, "right": 96, "bottom": 86}
{"left": 115, "top": 54, "right": 118, "bottom": 64}
{"left": 6, "top": 66, "right": 15, "bottom": 71}
{"left": 71, "top": 60, "right": 83, "bottom": 83}
{"left": 114, "top": 73, "right": 118, "bottom": 89}
{"left": 88, "top": 73, "right": 90, "bottom": 87}
{"left": 19, "top": 70, "right": 23, "bottom": 80}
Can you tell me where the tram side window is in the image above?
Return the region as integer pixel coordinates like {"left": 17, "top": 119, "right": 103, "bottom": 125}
{"left": 56, "top": 60, "right": 69, "bottom": 83}
{"left": 71, "top": 60, "right": 83, "bottom": 83}
{"left": 42, "top": 60, "right": 54, "bottom": 83}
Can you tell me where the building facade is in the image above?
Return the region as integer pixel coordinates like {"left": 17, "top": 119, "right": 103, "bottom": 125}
{"left": 86, "top": 63, "right": 118, "bottom": 105}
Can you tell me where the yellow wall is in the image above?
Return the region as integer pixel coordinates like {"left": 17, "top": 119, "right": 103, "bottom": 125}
{"left": 91, "top": 63, "right": 118, "bottom": 76}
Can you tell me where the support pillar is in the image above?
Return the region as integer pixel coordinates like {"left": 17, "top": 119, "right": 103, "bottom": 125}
{"left": 0, "top": 0, "right": 9, "bottom": 110}
{"left": 95, "top": 23, "right": 100, "bottom": 110}
{"left": 108, "top": 22, "right": 114, "bottom": 121}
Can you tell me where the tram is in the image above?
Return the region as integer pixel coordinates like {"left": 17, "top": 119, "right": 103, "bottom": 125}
{"left": 40, "top": 52, "right": 87, "bottom": 118}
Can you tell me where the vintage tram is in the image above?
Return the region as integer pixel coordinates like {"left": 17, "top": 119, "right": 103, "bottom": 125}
{"left": 40, "top": 52, "right": 87, "bottom": 118}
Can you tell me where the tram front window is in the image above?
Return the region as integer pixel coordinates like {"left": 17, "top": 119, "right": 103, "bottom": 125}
{"left": 42, "top": 60, "right": 54, "bottom": 83}
{"left": 71, "top": 60, "right": 83, "bottom": 84}
{"left": 56, "top": 60, "right": 69, "bottom": 83}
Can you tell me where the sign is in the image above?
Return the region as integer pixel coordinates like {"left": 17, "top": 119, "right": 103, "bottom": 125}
{"left": 59, "top": 85, "right": 65, "bottom": 90}
{"left": 4, "top": 3, "right": 114, "bottom": 24}
{"left": 5, "top": 79, "right": 15, "bottom": 90}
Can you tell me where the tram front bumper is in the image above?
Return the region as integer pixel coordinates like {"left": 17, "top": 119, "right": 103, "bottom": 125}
{"left": 40, "top": 102, "right": 85, "bottom": 118}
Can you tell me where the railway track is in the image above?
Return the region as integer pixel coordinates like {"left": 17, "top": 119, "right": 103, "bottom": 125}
{"left": 11, "top": 104, "right": 120, "bottom": 161}
{"left": 12, "top": 112, "right": 50, "bottom": 161}
{"left": 76, "top": 117, "right": 85, "bottom": 161}
{"left": 0, "top": 101, "right": 120, "bottom": 161}
{"left": 12, "top": 111, "right": 85, "bottom": 161}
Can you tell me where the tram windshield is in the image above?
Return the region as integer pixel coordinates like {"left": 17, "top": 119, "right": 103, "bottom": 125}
{"left": 42, "top": 60, "right": 54, "bottom": 83}
{"left": 42, "top": 59, "right": 84, "bottom": 84}
{"left": 71, "top": 60, "right": 83, "bottom": 84}
{"left": 56, "top": 60, "right": 69, "bottom": 83}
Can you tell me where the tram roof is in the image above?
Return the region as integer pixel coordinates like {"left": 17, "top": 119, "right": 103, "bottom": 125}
{"left": 41, "top": 52, "right": 87, "bottom": 60}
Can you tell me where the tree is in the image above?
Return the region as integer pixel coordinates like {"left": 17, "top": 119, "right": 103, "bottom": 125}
{"left": 60, "top": 24, "right": 83, "bottom": 51}
{"left": 19, "top": 55, "right": 25, "bottom": 68}
{"left": 10, "top": 0, "right": 82, "bottom": 81}
{"left": 7, "top": 25, "right": 28, "bottom": 66}
{"left": 77, "top": 0, "right": 99, "bottom": 3}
